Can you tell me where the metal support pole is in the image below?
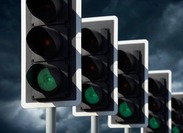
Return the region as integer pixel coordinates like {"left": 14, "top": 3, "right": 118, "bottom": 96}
{"left": 46, "top": 107, "right": 56, "bottom": 133}
{"left": 124, "top": 128, "right": 132, "bottom": 133}
{"left": 91, "top": 116, "right": 99, "bottom": 133}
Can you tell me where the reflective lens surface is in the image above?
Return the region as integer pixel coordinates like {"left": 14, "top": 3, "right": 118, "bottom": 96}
{"left": 149, "top": 97, "right": 162, "bottom": 112}
{"left": 84, "top": 86, "right": 102, "bottom": 105}
{"left": 82, "top": 56, "right": 103, "bottom": 80}
{"left": 118, "top": 75, "right": 137, "bottom": 96}
{"left": 27, "top": 27, "right": 61, "bottom": 58}
{"left": 37, "top": 68, "right": 57, "bottom": 91}
{"left": 149, "top": 117, "right": 161, "bottom": 130}
{"left": 119, "top": 101, "right": 134, "bottom": 118}
{"left": 172, "top": 126, "right": 180, "bottom": 133}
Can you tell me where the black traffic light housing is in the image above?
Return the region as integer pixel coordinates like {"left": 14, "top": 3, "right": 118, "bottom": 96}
{"left": 21, "top": 0, "right": 82, "bottom": 108}
{"left": 108, "top": 40, "right": 149, "bottom": 128}
{"left": 141, "top": 70, "right": 172, "bottom": 133}
{"left": 73, "top": 16, "right": 118, "bottom": 116}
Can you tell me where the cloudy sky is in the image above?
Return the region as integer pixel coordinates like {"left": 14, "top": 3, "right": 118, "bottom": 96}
{"left": 1, "top": 0, "right": 183, "bottom": 132}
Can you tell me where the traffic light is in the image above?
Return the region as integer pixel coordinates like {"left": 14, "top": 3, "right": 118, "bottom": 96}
{"left": 108, "top": 39, "right": 149, "bottom": 128}
{"left": 21, "top": 0, "right": 82, "bottom": 108}
{"left": 171, "top": 92, "right": 183, "bottom": 133}
{"left": 141, "top": 70, "right": 172, "bottom": 133}
{"left": 72, "top": 16, "right": 118, "bottom": 116}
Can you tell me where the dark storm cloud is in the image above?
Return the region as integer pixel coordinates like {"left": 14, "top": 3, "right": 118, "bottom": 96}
{"left": 0, "top": 100, "right": 45, "bottom": 133}
{"left": 149, "top": 2, "right": 183, "bottom": 53}
{"left": 0, "top": 0, "right": 21, "bottom": 101}
{"left": 83, "top": 0, "right": 171, "bottom": 39}
{"left": 57, "top": 115, "right": 90, "bottom": 133}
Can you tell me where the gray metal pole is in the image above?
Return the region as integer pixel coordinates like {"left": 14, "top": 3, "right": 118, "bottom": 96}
{"left": 124, "top": 128, "right": 132, "bottom": 133}
{"left": 46, "top": 107, "right": 56, "bottom": 133}
{"left": 91, "top": 116, "right": 99, "bottom": 133}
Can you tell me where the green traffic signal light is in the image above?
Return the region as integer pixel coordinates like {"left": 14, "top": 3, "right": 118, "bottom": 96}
{"left": 84, "top": 86, "right": 102, "bottom": 105}
{"left": 37, "top": 68, "right": 58, "bottom": 92}
{"left": 81, "top": 83, "right": 108, "bottom": 110}
{"left": 172, "top": 126, "right": 180, "bottom": 133}
{"left": 118, "top": 101, "right": 134, "bottom": 118}
{"left": 26, "top": 64, "right": 62, "bottom": 95}
{"left": 149, "top": 117, "right": 161, "bottom": 130}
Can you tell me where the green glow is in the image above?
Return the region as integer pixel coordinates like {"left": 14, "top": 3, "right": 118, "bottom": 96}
{"left": 149, "top": 117, "right": 160, "bottom": 129}
{"left": 173, "top": 126, "right": 180, "bottom": 133}
{"left": 119, "top": 102, "right": 133, "bottom": 118}
{"left": 37, "top": 68, "right": 57, "bottom": 91}
{"left": 84, "top": 86, "right": 100, "bottom": 105}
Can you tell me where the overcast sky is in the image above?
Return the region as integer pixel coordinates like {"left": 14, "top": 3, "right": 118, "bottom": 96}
{"left": 1, "top": 0, "right": 183, "bottom": 132}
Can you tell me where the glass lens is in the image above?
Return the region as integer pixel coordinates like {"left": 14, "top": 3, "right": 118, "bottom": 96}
{"left": 149, "top": 117, "right": 161, "bottom": 130}
{"left": 84, "top": 86, "right": 101, "bottom": 105}
{"left": 119, "top": 101, "right": 134, "bottom": 118}
{"left": 82, "top": 56, "right": 103, "bottom": 80}
{"left": 172, "top": 126, "right": 180, "bottom": 133}
{"left": 37, "top": 68, "right": 57, "bottom": 92}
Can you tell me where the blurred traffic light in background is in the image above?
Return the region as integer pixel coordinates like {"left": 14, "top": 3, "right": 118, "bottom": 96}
{"left": 21, "top": 0, "right": 82, "bottom": 108}
{"left": 141, "top": 70, "right": 171, "bottom": 133}
{"left": 171, "top": 93, "right": 183, "bottom": 133}
{"left": 108, "top": 40, "right": 149, "bottom": 128}
{"left": 73, "top": 16, "right": 118, "bottom": 116}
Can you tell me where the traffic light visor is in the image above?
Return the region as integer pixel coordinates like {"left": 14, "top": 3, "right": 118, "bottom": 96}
{"left": 118, "top": 75, "right": 137, "bottom": 96}
{"left": 27, "top": 0, "right": 62, "bottom": 22}
{"left": 82, "top": 28, "right": 104, "bottom": 53}
{"left": 82, "top": 56, "right": 103, "bottom": 80}
{"left": 118, "top": 50, "right": 137, "bottom": 72}
{"left": 26, "top": 26, "right": 61, "bottom": 58}
{"left": 149, "top": 78, "right": 164, "bottom": 95}
{"left": 149, "top": 97, "right": 162, "bottom": 113}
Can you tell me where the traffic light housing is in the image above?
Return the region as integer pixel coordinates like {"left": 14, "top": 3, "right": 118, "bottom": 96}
{"left": 108, "top": 39, "right": 149, "bottom": 128}
{"left": 72, "top": 16, "right": 118, "bottom": 116}
{"left": 171, "top": 92, "right": 183, "bottom": 133}
{"left": 141, "top": 70, "right": 172, "bottom": 133}
{"left": 21, "top": 0, "right": 82, "bottom": 108}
